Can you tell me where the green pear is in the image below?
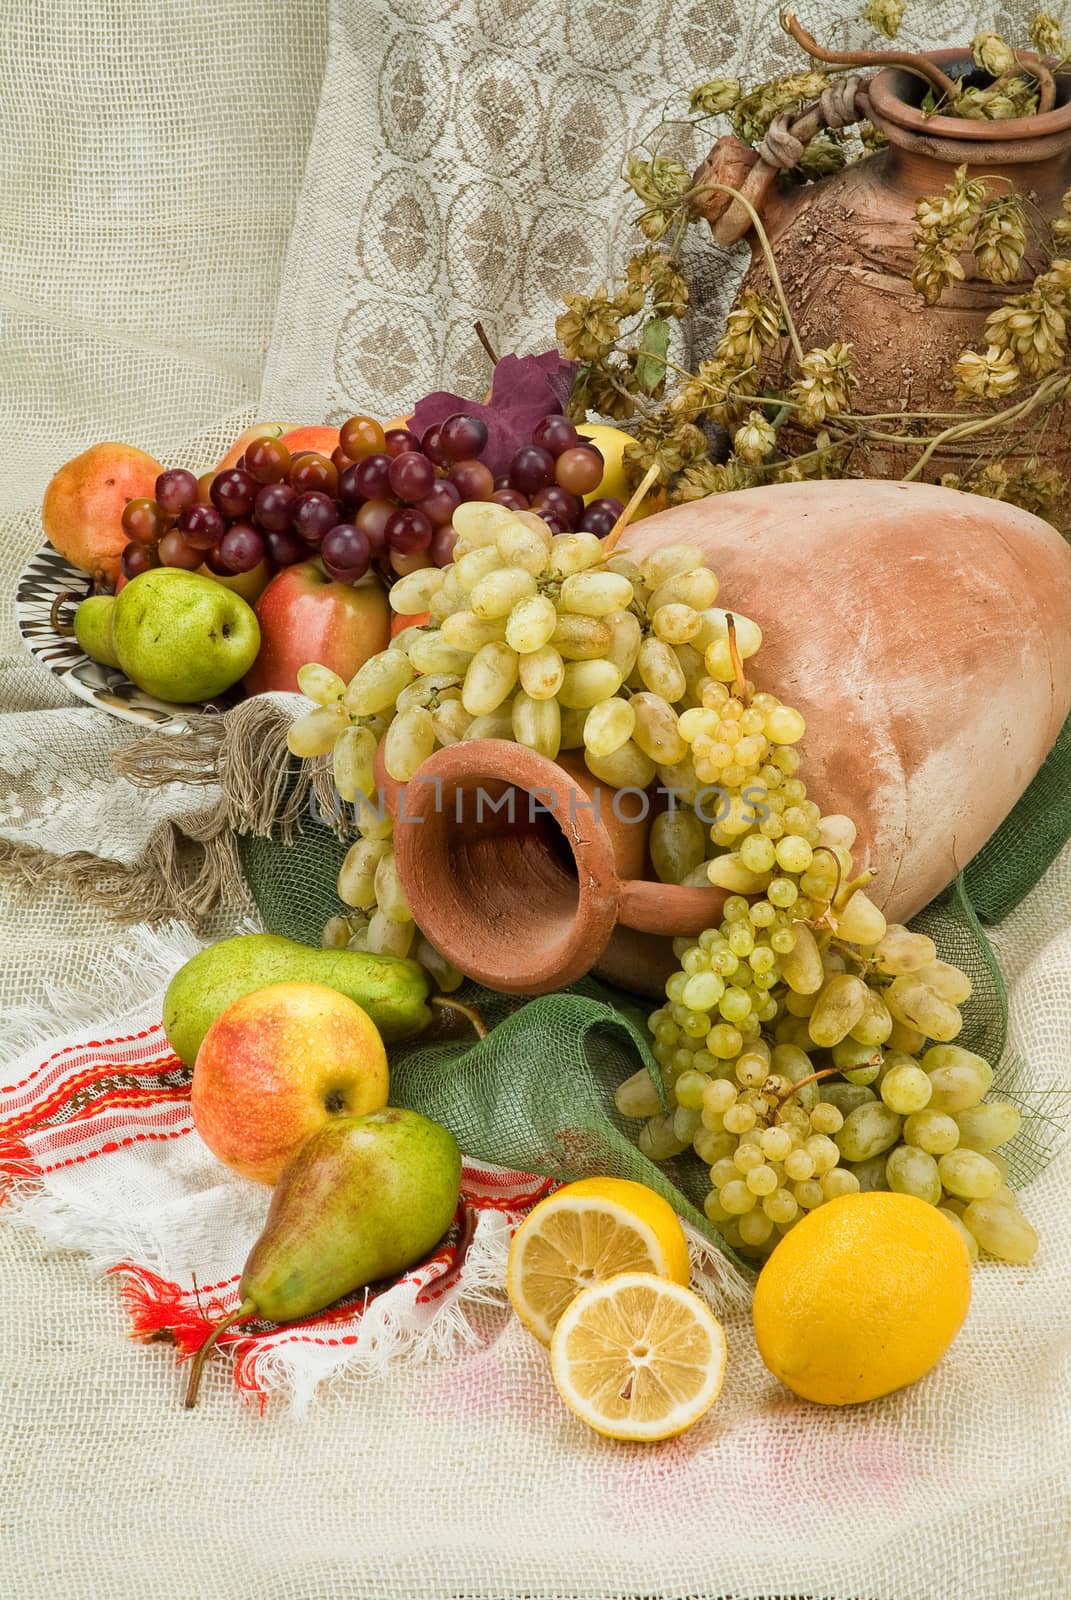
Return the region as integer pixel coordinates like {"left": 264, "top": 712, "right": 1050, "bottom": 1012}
{"left": 184, "top": 1109, "right": 462, "bottom": 1405}
{"left": 111, "top": 568, "right": 260, "bottom": 702}
{"left": 73, "top": 593, "right": 121, "bottom": 668}
{"left": 163, "top": 933, "right": 432, "bottom": 1064}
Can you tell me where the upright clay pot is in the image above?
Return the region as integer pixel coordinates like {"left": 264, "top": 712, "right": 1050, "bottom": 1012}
{"left": 694, "top": 52, "right": 1071, "bottom": 508}
{"left": 381, "top": 744, "right": 724, "bottom": 998}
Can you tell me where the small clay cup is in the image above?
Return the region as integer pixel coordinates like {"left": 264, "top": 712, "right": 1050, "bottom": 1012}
{"left": 381, "top": 741, "right": 725, "bottom": 997}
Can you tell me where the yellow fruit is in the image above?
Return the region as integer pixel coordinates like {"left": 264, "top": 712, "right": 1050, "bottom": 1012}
{"left": 576, "top": 422, "right": 654, "bottom": 518}
{"left": 507, "top": 1176, "right": 690, "bottom": 1345}
{"left": 550, "top": 1271, "right": 727, "bottom": 1441}
{"left": 753, "top": 1192, "right": 972, "bottom": 1405}
{"left": 197, "top": 559, "right": 271, "bottom": 604}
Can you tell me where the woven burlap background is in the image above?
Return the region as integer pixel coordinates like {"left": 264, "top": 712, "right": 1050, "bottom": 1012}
{"left": 2, "top": 2, "right": 1070, "bottom": 1597}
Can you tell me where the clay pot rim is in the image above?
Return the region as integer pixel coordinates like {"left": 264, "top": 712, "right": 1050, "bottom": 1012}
{"left": 869, "top": 49, "right": 1071, "bottom": 143}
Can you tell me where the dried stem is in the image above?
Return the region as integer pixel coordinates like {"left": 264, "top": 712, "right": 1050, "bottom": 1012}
{"left": 1015, "top": 50, "right": 1057, "bottom": 115}
{"left": 780, "top": 9, "right": 960, "bottom": 101}
{"left": 474, "top": 321, "right": 499, "bottom": 367}
{"left": 725, "top": 614, "right": 749, "bottom": 701}
{"left": 775, "top": 1063, "right": 846, "bottom": 1112}
{"left": 183, "top": 1297, "right": 256, "bottom": 1409}
{"left": 49, "top": 591, "right": 83, "bottom": 637}
{"left": 686, "top": 180, "right": 805, "bottom": 365}
{"left": 902, "top": 373, "right": 1071, "bottom": 481}
{"left": 604, "top": 462, "right": 661, "bottom": 553}
{"left": 429, "top": 995, "right": 489, "bottom": 1039}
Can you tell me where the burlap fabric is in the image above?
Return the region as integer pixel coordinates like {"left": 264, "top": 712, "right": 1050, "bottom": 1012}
{"left": 3, "top": 2, "right": 1071, "bottom": 1596}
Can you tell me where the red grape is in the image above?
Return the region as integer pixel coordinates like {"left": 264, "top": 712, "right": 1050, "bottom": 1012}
{"left": 157, "top": 528, "right": 203, "bottom": 570}
{"left": 245, "top": 437, "right": 291, "bottom": 485}
{"left": 531, "top": 415, "right": 578, "bottom": 457}
{"left": 509, "top": 445, "right": 555, "bottom": 494}
{"left": 154, "top": 469, "right": 199, "bottom": 514}
{"left": 210, "top": 467, "right": 258, "bottom": 518}
{"left": 254, "top": 481, "right": 297, "bottom": 531}
{"left": 578, "top": 496, "right": 625, "bottom": 538}
{"left": 493, "top": 474, "right": 511, "bottom": 490}
{"left": 490, "top": 488, "right": 529, "bottom": 511}
{"left": 322, "top": 523, "right": 372, "bottom": 582}
{"left": 122, "top": 497, "right": 164, "bottom": 542}
{"left": 178, "top": 503, "right": 226, "bottom": 549}
{"left": 351, "top": 453, "right": 393, "bottom": 500}
{"left": 292, "top": 491, "right": 339, "bottom": 548}
{"left": 354, "top": 498, "right": 394, "bottom": 555}
{"left": 555, "top": 446, "right": 603, "bottom": 496}
{"left": 530, "top": 484, "right": 582, "bottom": 526}
{"left": 421, "top": 425, "right": 450, "bottom": 466}
{"left": 121, "top": 541, "right": 159, "bottom": 579}
{"left": 339, "top": 415, "right": 386, "bottom": 459}
{"left": 387, "top": 450, "right": 435, "bottom": 504}
{"left": 263, "top": 529, "right": 307, "bottom": 567}
{"left": 418, "top": 478, "right": 461, "bottom": 527}
{"left": 202, "top": 543, "right": 232, "bottom": 575}
{"left": 539, "top": 513, "right": 569, "bottom": 535}
{"left": 450, "top": 459, "right": 494, "bottom": 500}
{"left": 289, "top": 452, "right": 338, "bottom": 496}
{"left": 440, "top": 413, "right": 488, "bottom": 460}
{"left": 430, "top": 524, "right": 457, "bottom": 566}
{"left": 331, "top": 446, "right": 353, "bottom": 474}
{"left": 384, "top": 428, "right": 421, "bottom": 457}
{"left": 337, "top": 464, "right": 363, "bottom": 507}
{"left": 385, "top": 506, "right": 433, "bottom": 553}
{"left": 219, "top": 521, "right": 266, "bottom": 573}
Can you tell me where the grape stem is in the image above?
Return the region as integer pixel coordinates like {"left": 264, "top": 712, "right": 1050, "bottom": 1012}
{"left": 806, "top": 847, "right": 843, "bottom": 931}
{"left": 725, "top": 614, "right": 749, "bottom": 702}
{"left": 604, "top": 462, "right": 662, "bottom": 553}
{"left": 774, "top": 1062, "right": 845, "bottom": 1113}
{"left": 474, "top": 322, "right": 499, "bottom": 367}
{"left": 429, "top": 995, "right": 489, "bottom": 1039}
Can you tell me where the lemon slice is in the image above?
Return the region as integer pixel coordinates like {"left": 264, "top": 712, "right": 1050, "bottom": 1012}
{"left": 506, "top": 1176, "right": 690, "bottom": 1346}
{"left": 550, "top": 1271, "right": 727, "bottom": 1441}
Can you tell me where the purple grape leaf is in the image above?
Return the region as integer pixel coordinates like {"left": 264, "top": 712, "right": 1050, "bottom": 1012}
{"left": 410, "top": 350, "right": 579, "bottom": 478}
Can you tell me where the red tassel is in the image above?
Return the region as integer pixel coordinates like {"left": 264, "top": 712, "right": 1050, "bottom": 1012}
{"left": 0, "top": 1139, "right": 40, "bottom": 1204}
{"left": 111, "top": 1262, "right": 233, "bottom": 1356}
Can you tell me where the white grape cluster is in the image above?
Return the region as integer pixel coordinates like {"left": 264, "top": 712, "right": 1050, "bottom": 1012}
{"left": 619, "top": 900, "right": 1037, "bottom": 1266}
{"left": 287, "top": 509, "right": 1036, "bottom": 1268}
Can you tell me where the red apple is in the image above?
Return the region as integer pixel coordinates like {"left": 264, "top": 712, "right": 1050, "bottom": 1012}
{"left": 191, "top": 981, "right": 389, "bottom": 1184}
{"left": 244, "top": 559, "right": 391, "bottom": 695}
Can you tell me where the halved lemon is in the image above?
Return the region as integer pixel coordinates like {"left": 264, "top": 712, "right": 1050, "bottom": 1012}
{"left": 550, "top": 1271, "right": 727, "bottom": 1441}
{"left": 506, "top": 1177, "right": 690, "bottom": 1346}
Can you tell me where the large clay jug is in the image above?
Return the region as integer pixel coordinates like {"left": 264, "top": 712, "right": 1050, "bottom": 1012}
{"left": 694, "top": 52, "right": 1071, "bottom": 510}
{"left": 384, "top": 480, "right": 1071, "bottom": 997}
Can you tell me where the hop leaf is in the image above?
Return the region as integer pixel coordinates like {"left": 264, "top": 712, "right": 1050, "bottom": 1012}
{"left": 633, "top": 318, "right": 671, "bottom": 395}
{"left": 688, "top": 78, "right": 742, "bottom": 116}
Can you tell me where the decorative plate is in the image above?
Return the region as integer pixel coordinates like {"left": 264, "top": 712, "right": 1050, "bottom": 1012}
{"left": 16, "top": 545, "right": 194, "bottom": 730}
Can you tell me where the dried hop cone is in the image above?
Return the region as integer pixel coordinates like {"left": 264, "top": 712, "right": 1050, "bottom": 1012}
{"left": 952, "top": 345, "right": 1021, "bottom": 401}
{"left": 974, "top": 197, "right": 1027, "bottom": 285}
{"left": 626, "top": 248, "right": 689, "bottom": 319}
{"left": 716, "top": 290, "right": 782, "bottom": 373}
{"left": 688, "top": 78, "right": 742, "bottom": 116}
{"left": 556, "top": 287, "right": 622, "bottom": 363}
{"left": 790, "top": 343, "right": 856, "bottom": 427}
{"left": 971, "top": 32, "right": 1018, "bottom": 77}
{"left": 733, "top": 411, "right": 777, "bottom": 463}
{"left": 1030, "top": 13, "right": 1065, "bottom": 58}
{"left": 862, "top": 0, "right": 905, "bottom": 39}
{"left": 1035, "top": 257, "right": 1071, "bottom": 309}
{"left": 956, "top": 79, "right": 1039, "bottom": 121}
{"left": 1053, "top": 189, "right": 1071, "bottom": 243}
{"left": 985, "top": 288, "right": 1068, "bottom": 378}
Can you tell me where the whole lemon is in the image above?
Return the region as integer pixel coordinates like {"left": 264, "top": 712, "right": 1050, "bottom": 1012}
{"left": 753, "top": 1192, "right": 972, "bottom": 1405}
{"left": 576, "top": 422, "right": 655, "bottom": 518}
